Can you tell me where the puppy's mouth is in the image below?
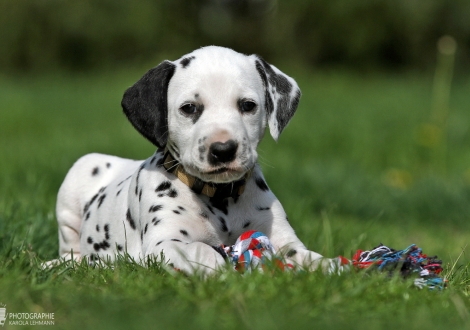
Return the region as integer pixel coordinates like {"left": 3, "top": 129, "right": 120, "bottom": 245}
{"left": 163, "top": 148, "right": 250, "bottom": 185}
{"left": 185, "top": 163, "right": 247, "bottom": 183}
{"left": 206, "top": 166, "right": 237, "bottom": 175}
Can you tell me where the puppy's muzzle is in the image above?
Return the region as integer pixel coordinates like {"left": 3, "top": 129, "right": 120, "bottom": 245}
{"left": 208, "top": 140, "right": 238, "bottom": 166}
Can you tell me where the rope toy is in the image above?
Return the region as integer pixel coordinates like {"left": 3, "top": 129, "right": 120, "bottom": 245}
{"left": 214, "top": 231, "right": 446, "bottom": 290}
{"left": 222, "top": 230, "right": 295, "bottom": 273}
{"left": 215, "top": 230, "right": 347, "bottom": 273}
{"left": 352, "top": 243, "right": 446, "bottom": 290}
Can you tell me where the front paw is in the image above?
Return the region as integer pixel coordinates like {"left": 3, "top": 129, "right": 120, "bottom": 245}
{"left": 147, "top": 241, "right": 227, "bottom": 277}
{"left": 325, "top": 256, "right": 351, "bottom": 274}
{"left": 285, "top": 250, "right": 350, "bottom": 274}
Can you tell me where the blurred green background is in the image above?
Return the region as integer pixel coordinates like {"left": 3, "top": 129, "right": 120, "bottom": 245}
{"left": 1, "top": 0, "right": 469, "bottom": 256}
{"left": 1, "top": 0, "right": 470, "bottom": 254}
{"left": 1, "top": 2, "right": 470, "bottom": 329}
{"left": 1, "top": 0, "right": 470, "bottom": 73}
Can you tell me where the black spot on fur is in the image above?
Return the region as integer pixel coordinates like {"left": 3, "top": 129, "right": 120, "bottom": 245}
{"left": 156, "top": 181, "right": 171, "bottom": 192}
{"left": 171, "top": 239, "right": 182, "bottom": 242}
{"left": 126, "top": 208, "right": 136, "bottom": 230}
{"left": 93, "top": 243, "right": 100, "bottom": 251}
{"left": 139, "top": 189, "right": 142, "bottom": 202}
{"left": 218, "top": 216, "right": 228, "bottom": 232}
{"left": 168, "top": 189, "right": 178, "bottom": 198}
{"left": 255, "top": 177, "right": 269, "bottom": 191}
{"left": 180, "top": 229, "right": 188, "bottom": 236}
{"left": 180, "top": 56, "right": 195, "bottom": 68}
{"left": 104, "top": 224, "right": 110, "bottom": 239}
{"left": 117, "top": 244, "right": 123, "bottom": 251}
{"left": 92, "top": 167, "right": 99, "bottom": 176}
{"left": 135, "top": 163, "right": 146, "bottom": 196}
{"left": 276, "top": 90, "right": 301, "bottom": 135}
{"left": 212, "top": 245, "right": 228, "bottom": 259}
{"left": 106, "top": 162, "right": 111, "bottom": 168}
{"left": 243, "top": 221, "right": 251, "bottom": 228}
{"left": 152, "top": 217, "right": 161, "bottom": 226}
{"left": 256, "top": 206, "right": 270, "bottom": 211}
{"left": 263, "top": 57, "right": 293, "bottom": 92}
{"left": 116, "top": 190, "right": 122, "bottom": 196}
{"left": 87, "top": 237, "right": 93, "bottom": 244}
{"left": 84, "top": 193, "right": 99, "bottom": 213}
{"left": 96, "top": 225, "right": 100, "bottom": 232}
{"left": 144, "top": 223, "right": 148, "bottom": 234}
{"left": 286, "top": 249, "right": 297, "bottom": 257}
{"left": 210, "top": 198, "right": 228, "bottom": 215}
{"left": 178, "top": 206, "right": 186, "bottom": 211}
{"left": 173, "top": 210, "right": 181, "bottom": 215}
{"left": 149, "top": 205, "right": 163, "bottom": 213}
{"left": 256, "top": 61, "right": 274, "bottom": 117}
{"left": 156, "top": 154, "right": 165, "bottom": 167}
{"left": 85, "top": 212, "right": 90, "bottom": 220}
{"left": 97, "top": 194, "right": 106, "bottom": 208}
{"left": 117, "top": 175, "right": 132, "bottom": 186}
{"left": 156, "top": 241, "right": 163, "bottom": 246}
{"left": 205, "top": 204, "right": 215, "bottom": 215}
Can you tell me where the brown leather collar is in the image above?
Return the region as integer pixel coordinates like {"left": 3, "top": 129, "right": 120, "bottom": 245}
{"left": 161, "top": 148, "right": 251, "bottom": 200}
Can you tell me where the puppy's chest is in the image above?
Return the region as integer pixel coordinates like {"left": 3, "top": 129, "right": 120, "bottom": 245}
{"left": 142, "top": 192, "right": 244, "bottom": 244}
{"left": 198, "top": 195, "right": 254, "bottom": 245}
{"left": 135, "top": 159, "right": 277, "bottom": 245}
{"left": 138, "top": 181, "right": 269, "bottom": 246}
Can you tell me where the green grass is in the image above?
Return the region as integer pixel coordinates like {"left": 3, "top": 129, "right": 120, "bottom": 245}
{"left": 1, "top": 66, "right": 470, "bottom": 329}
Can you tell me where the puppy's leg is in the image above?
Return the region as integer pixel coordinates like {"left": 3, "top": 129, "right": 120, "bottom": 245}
{"left": 50, "top": 161, "right": 87, "bottom": 265}
{"left": 43, "top": 196, "right": 82, "bottom": 268}
{"left": 144, "top": 240, "right": 226, "bottom": 276}
{"left": 264, "top": 200, "right": 342, "bottom": 272}
{"left": 57, "top": 208, "right": 82, "bottom": 261}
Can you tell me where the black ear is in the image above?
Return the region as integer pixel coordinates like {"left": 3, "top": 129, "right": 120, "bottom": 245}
{"left": 121, "top": 61, "right": 176, "bottom": 148}
{"left": 253, "top": 56, "right": 301, "bottom": 141}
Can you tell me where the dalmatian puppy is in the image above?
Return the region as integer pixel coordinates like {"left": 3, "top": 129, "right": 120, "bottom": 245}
{"left": 54, "top": 46, "right": 330, "bottom": 275}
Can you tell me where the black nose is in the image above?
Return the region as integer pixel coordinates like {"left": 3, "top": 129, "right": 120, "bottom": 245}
{"left": 208, "top": 140, "right": 238, "bottom": 165}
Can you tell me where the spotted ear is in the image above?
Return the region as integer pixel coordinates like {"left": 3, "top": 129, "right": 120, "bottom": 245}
{"left": 254, "top": 56, "right": 301, "bottom": 141}
{"left": 121, "top": 61, "right": 176, "bottom": 148}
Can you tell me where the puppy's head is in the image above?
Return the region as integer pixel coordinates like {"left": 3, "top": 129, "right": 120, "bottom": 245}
{"left": 122, "top": 46, "right": 301, "bottom": 183}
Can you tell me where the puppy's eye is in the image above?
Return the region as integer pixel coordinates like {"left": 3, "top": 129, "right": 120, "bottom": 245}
{"left": 180, "top": 103, "right": 198, "bottom": 115}
{"left": 240, "top": 101, "right": 256, "bottom": 113}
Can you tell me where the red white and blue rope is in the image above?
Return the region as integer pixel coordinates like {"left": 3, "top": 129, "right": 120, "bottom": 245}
{"left": 217, "top": 230, "right": 346, "bottom": 273}
{"left": 223, "top": 230, "right": 295, "bottom": 273}
{"left": 352, "top": 243, "right": 446, "bottom": 290}
{"left": 214, "top": 231, "right": 446, "bottom": 290}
